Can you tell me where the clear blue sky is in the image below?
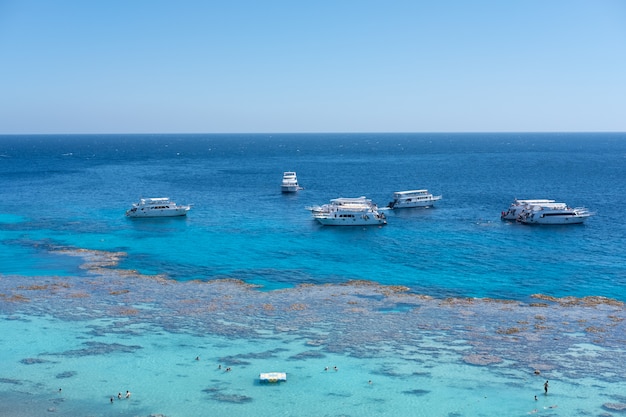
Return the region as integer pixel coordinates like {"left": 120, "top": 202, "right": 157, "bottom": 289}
{"left": 1, "top": 0, "right": 625, "bottom": 134}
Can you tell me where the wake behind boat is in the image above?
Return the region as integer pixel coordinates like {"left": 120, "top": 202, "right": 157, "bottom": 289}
{"left": 388, "top": 189, "right": 442, "bottom": 209}
{"left": 126, "top": 197, "right": 191, "bottom": 218}
{"left": 308, "top": 196, "right": 387, "bottom": 226}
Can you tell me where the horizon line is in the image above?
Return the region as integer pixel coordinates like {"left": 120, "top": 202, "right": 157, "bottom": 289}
{"left": 1, "top": 131, "right": 625, "bottom": 136}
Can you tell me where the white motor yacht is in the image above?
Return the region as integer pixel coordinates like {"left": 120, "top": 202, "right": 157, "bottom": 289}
{"left": 388, "top": 189, "right": 442, "bottom": 209}
{"left": 281, "top": 171, "right": 302, "bottom": 193}
{"left": 308, "top": 197, "right": 387, "bottom": 226}
{"left": 126, "top": 197, "right": 191, "bottom": 218}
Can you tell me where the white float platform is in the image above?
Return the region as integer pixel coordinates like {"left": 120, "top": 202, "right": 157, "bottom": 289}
{"left": 259, "top": 372, "right": 287, "bottom": 383}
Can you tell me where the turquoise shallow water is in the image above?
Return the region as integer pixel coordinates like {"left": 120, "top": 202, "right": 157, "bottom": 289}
{"left": 1, "top": 133, "right": 626, "bottom": 416}
{"left": 1, "top": 253, "right": 625, "bottom": 417}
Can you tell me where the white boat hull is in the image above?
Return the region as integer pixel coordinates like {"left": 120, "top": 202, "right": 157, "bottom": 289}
{"left": 519, "top": 211, "right": 591, "bottom": 225}
{"left": 391, "top": 197, "right": 441, "bottom": 209}
{"left": 314, "top": 213, "right": 387, "bottom": 226}
{"left": 126, "top": 207, "right": 190, "bottom": 218}
{"left": 281, "top": 185, "right": 300, "bottom": 193}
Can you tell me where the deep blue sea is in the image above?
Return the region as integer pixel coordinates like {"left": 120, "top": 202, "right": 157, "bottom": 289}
{"left": 1, "top": 133, "right": 625, "bottom": 417}
{"left": 2, "top": 133, "right": 625, "bottom": 299}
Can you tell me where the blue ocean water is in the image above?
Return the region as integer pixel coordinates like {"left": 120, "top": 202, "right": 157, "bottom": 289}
{"left": 1, "top": 133, "right": 626, "bottom": 417}
{"left": 1, "top": 133, "right": 625, "bottom": 299}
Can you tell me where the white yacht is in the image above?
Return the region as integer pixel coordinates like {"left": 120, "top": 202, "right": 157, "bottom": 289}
{"left": 501, "top": 199, "right": 558, "bottom": 221}
{"left": 308, "top": 197, "right": 387, "bottom": 226}
{"left": 126, "top": 197, "right": 191, "bottom": 218}
{"left": 281, "top": 171, "right": 302, "bottom": 193}
{"left": 518, "top": 205, "right": 593, "bottom": 225}
{"left": 388, "top": 189, "right": 442, "bottom": 209}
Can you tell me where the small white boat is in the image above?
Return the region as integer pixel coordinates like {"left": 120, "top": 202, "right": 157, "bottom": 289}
{"left": 281, "top": 171, "right": 302, "bottom": 193}
{"left": 259, "top": 372, "right": 287, "bottom": 383}
{"left": 388, "top": 189, "right": 442, "bottom": 209}
{"left": 518, "top": 205, "right": 593, "bottom": 225}
{"left": 126, "top": 197, "right": 191, "bottom": 218}
{"left": 501, "top": 199, "right": 558, "bottom": 221}
{"left": 308, "top": 197, "right": 387, "bottom": 226}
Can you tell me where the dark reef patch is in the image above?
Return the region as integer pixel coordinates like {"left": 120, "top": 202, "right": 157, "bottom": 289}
{"left": 402, "top": 389, "right": 430, "bottom": 396}
{"left": 52, "top": 341, "right": 142, "bottom": 357}
{"left": 20, "top": 357, "right": 51, "bottom": 365}
{"left": 288, "top": 350, "right": 326, "bottom": 360}
{"left": 0, "top": 378, "right": 23, "bottom": 385}
{"left": 209, "top": 393, "right": 254, "bottom": 404}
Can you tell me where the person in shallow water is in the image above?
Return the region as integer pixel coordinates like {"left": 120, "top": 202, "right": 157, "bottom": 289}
{"left": 544, "top": 380, "right": 549, "bottom": 394}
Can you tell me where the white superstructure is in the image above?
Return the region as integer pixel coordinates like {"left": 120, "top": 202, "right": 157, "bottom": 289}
{"left": 308, "top": 197, "right": 387, "bottom": 226}
{"left": 501, "top": 199, "right": 558, "bottom": 221}
{"left": 388, "top": 189, "right": 442, "bottom": 209}
{"left": 281, "top": 171, "right": 302, "bottom": 193}
{"left": 126, "top": 197, "right": 191, "bottom": 218}
{"left": 501, "top": 199, "right": 593, "bottom": 224}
